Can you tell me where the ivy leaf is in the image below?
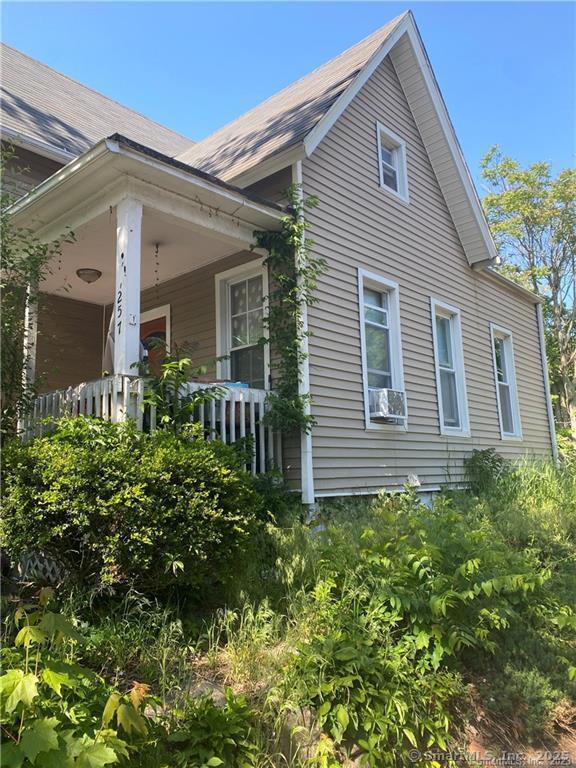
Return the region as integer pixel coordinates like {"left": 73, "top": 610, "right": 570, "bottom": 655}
{"left": 75, "top": 741, "right": 119, "bottom": 768}
{"left": 101, "top": 693, "right": 121, "bottom": 728}
{"left": 39, "top": 612, "right": 84, "bottom": 643}
{"left": 116, "top": 703, "right": 148, "bottom": 736}
{"left": 129, "top": 682, "right": 150, "bottom": 711}
{"left": 206, "top": 759, "right": 224, "bottom": 767}
{"left": 20, "top": 717, "right": 59, "bottom": 763}
{"left": 0, "top": 742, "right": 24, "bottom": 767}
{"left": 42, "top": 663, "right": 77, "bottom": 697}
{"left": 14, "top": 625, "right": 48, "bottom": 648}
{"left": 317, "top": 700, "right": 331, "bottom": 719}
{"left": 0, "top": 670, "right": 39, "bottom": 713}
{"left": 481, "top": 581, "right": 493, "bottom": 597}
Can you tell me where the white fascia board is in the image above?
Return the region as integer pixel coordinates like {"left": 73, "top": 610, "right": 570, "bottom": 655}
{"left": 302, "top": 12, "right": 498, "bottom": 267}
{"left": 1, "top": 126, "right": 77, "bottom": 165}
{"left": 228, "top": 144, "right": 306, "bottom": 189}
{"left": 303, "top": 18, "right": 409, "bottom": 157}
{"left": 106, "top": 138, "right": 284, "bottom": 226}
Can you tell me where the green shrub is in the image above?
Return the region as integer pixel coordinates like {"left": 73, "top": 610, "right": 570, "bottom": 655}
{"left": 464, "top": 448, "right": 510, "bottom": 495}
{"left": 1, "top": 417, "right": 264, "bottom": 594}
{"left": 276, "top": 487, "right": 576, "bottom": 760}
{"left": 135, "top": 689, "right": 260, "bottom": 768}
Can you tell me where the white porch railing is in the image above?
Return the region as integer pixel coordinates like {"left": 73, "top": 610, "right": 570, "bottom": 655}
{"left": 23, "top": 376, "right": 280, "bottom": 475}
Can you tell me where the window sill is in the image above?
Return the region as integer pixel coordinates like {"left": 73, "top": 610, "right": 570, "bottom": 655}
{"left": 439, "top": 428, "right": 471, "bottom": 439}
{"left": 365, "top": 420, "right": 408, "bottom": 432}
{"left": 379, "top": 183, "right": 410, "bottom": 206}
{"left": 500, "top": 433, "right": 523, "bottom": 442}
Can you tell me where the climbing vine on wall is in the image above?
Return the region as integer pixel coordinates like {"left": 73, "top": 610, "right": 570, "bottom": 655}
{"left": 253, "top": 185, "right": 325, "bottom": 435}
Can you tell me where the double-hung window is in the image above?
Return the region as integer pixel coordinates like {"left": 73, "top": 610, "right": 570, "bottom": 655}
{"left": 216, "top": 261, "right": 268, "bottom": 390}
{"left": 431, "top": 299, "right": 469, "bottom": 436}
{"left": 358, "top": 269, "right": 406, "bottom": 428}
{"left": 490, "top": 324, "right": 522, "bottom": 439}
{"left": 376, "top": 122, "right": 409, "bottom": 202}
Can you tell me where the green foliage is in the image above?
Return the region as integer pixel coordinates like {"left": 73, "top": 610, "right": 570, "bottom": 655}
{"left": 0, "top": 590, "right": 150, "bottom": 767}
{"left": 464, "top": 448, "right": 510, "bottom": 495}
{"left": 480, "top": 146, "right": 576, "bottom": 439}
{"left": 253, "top": 185, "right": 326, "bottom": 435}
{"left": 0, "top": 143, "right": 75, "bottom": 436}
{"left": 1, "top": 417, "right": 264, "bottom": 594}
{"left": 140, "top": 689, "right": 259, "bottom": 768}
{"left": 137, "top": 343, "right": 225, "bottom": 433}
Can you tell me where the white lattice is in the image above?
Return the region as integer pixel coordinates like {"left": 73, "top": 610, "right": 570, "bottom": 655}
{"left": 16, "top": 553, "right": 66, "bottom": 584}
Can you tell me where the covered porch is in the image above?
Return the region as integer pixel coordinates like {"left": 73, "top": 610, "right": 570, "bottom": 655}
{"left": 12, "top": 135, "right": 284, "bottom": 472}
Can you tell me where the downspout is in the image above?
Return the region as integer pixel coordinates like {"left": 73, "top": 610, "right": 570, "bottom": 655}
{"left": 292, "top": 161, "right": 315, "bottom": 508}
{"left": 536, "top": 302, "right": 559, "bottom": 463}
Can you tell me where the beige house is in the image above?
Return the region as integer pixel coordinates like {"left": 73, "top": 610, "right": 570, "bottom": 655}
{"left": 2, "top": 11, "right": 556, "bottom": 504}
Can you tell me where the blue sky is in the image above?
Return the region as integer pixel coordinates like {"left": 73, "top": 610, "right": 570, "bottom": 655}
{"left": 2, "top": 2, "right": 574, "bottom": 190}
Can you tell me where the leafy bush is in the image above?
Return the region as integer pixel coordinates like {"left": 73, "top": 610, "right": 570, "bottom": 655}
{"left": 135, "top": 689, "right": 260, "bottom": 768}
{"left": 1, "top": 418, "right": 264, "bottom": 594}
{"left": 0, "top": 590, "right": 150, "bottom": 767}
{"left": 464, "top": 448, "right": 510, "bottom": 495}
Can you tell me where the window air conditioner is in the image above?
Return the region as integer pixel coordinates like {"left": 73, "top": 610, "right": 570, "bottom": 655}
{"left": 368, "top": 388, "right": 407, "bottom": 421}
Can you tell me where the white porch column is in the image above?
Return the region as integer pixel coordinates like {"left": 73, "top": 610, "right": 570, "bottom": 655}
{"left": 114, "top": 198, "right": 142, "bottom": 376}
{"left": 22, "top": 282, "right": 39, "bottom": 391}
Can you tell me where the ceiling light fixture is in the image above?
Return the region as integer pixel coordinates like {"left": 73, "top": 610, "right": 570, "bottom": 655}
{"left": 76, "top": 268, "right": 102, "bottom": 284}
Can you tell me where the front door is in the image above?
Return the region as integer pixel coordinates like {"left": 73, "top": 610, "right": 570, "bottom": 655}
{"left": 140, "top": 306, "right": 170, "bottom": 375}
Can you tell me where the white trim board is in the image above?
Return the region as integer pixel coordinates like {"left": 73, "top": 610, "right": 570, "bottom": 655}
{"left": 375, "top": 121, "right": 409, "bottom": 204}
{"left": 141, "top": 304, "right": 172, "bottom": 352}
{"left": 430, "top": 297, "right": 470, "bottom": 438}
{"left": 214, "top": 257, "right": 270, "bottom": 389}
{"left": 489, "top": 322, "right": 522, "bottom": 441}
{"left": 357, "top": 267, "right": 407, "bottom": 432}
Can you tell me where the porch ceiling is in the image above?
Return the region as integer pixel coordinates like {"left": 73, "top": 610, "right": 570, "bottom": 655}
{"left": 41, "top": 205, "right": 245, "bottom": 305}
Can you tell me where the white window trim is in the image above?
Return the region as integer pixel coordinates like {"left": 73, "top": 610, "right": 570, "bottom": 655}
{"left": 376, "top": 121, "right": 409, "bottom": 204}
{"left": 490, "top": 323, "right": 522, "bottom": 440}
{"left": 140, "top": 304, "right": 171, "bottom": 351}
{"left": 358, "top": 268, "right": 407, "bottom": 431}
{"left": 215, "top": 259, "right": 270, "bottom": 390}
{"left": 430, "top": 298, "right": 470, "bottom": 438}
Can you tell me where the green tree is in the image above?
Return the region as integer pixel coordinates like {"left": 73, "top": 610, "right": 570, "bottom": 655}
{"left": 0, "top": 143, "right": 73, "bottom": 435}
{"left": 481, "top": 147, "right": 576, "bottom": 439}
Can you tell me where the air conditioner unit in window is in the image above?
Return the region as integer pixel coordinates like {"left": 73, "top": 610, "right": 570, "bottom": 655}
{"left": 368, "top": 388, "right": 407, "bottom": 421}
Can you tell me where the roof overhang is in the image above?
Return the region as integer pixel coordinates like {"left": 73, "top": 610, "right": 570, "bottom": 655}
{"left": 230, "top": 12, "right": 498, "bottom": 269}
{"left": 1, "top": 126, "right": 76, "bottom": 165}
{"left": 8, "top": 134, "right": 284, "bottom": 246}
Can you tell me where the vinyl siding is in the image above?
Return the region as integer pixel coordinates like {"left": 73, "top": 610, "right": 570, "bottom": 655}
{"left": 302, "top": 55, "right": 551, "bottom": 495}
{"left": 2, "top": 143, "right": 62, "bottom": 198}
{"left": 141, "top": 249, "right": 300, "bottom": 487}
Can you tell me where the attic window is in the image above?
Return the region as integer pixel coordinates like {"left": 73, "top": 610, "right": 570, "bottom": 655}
{"left": 376, "top": 122, "right": 409, "bottom": 203}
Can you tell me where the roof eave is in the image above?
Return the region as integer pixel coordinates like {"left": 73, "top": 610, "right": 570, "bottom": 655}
{"left": 8, "top": 135, "right": 284, "bottom": 234}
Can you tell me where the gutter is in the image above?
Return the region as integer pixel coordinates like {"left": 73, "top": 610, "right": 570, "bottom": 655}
{"left": 292, "top": 161, "right": 315, "bottom": 508}
{"left": 1, "top": 126, "right": 78, "bottom": 165}
{"left": 7, "top": 134, "right": 285, "bottom": 228}
{"left": 536, "top": 303, "right": 559, "bottom": 463}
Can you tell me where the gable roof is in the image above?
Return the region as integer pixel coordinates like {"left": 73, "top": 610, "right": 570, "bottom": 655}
{"left": 178, "top": 11, "right": 496, "bottom": 266}
{"left": 176, "top": 13, "right": 407, "bottom": 180}
{"left": 0, "top": 43, "right": 192, "bottom": 161}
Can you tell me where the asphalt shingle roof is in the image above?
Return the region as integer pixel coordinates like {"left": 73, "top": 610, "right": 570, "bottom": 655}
{"left": 176, "top": 13, "right": 407, "bottom": 181}
{"left": 0, "top": 43, "right": 192, "bottom": 158}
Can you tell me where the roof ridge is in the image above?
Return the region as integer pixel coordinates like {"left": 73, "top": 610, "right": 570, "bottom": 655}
{"left": 180, "top": 11, "right": 408, "bottom": 154}
{"left": 1, "top": 42, "right": 195, "bottom": 148}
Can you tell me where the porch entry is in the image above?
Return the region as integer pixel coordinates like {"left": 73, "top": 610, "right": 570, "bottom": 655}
{"left": 140, "top": 305, "right": 171, "bottom": 374}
